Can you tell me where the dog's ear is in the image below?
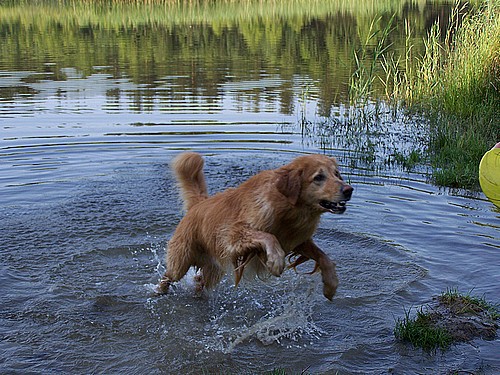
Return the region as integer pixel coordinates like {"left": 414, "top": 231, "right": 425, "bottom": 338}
{"left": 276, "top": 169, "right": 302, "bottom": 205}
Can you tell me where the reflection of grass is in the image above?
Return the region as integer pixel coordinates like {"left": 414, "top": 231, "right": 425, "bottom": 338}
{"left": 1, "top": 0, "right": 440, "bottom": 111}
{"left": 1, "top": 0, "right": 424, "bottom": 27}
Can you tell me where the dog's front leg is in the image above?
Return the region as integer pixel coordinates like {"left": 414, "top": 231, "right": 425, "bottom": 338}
{"left": 230, "top": 227, "right": 286, "bottom": 278}
{"left": 292, "top": 240, "right": 338, "bottom": 300}
{"left": 256, "top": 232, "right": 286, "bottom": 277}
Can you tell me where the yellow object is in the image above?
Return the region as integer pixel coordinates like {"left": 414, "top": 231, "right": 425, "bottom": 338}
{"left": 479, "top": 142, "right": 500, "bottom": 208}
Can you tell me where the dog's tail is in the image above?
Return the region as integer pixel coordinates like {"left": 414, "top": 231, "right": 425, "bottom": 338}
{"left": 171, "top": 152, "right": 208, "bottom": 211}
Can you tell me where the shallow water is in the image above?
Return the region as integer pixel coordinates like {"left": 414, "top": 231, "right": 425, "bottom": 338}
{"left": 1, "top": 1, "right": 500, "bottom": 374}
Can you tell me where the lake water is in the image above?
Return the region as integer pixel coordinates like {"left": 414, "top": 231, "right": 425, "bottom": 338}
{"left": 1, "top": 1, "right": 499, "bottom": 374}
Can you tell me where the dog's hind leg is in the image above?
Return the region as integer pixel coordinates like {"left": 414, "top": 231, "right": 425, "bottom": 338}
{"left": 157, "top": 237, "right": 194, "bottom": 295}
{"left": 193, "top": 256, "right": 224, "bottom": 295}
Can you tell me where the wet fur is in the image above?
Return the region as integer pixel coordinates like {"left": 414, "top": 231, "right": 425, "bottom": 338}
{"left": 158, "top": 152, "right": 353, "bottom": 300}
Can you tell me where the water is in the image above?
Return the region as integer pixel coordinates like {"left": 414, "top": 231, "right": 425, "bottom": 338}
{"left": 1, "top": 1, "right": 499, "bottom": 374}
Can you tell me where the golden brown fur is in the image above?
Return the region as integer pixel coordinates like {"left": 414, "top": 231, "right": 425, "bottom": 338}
{"left": 158, "top": 152, "right": 353, "bottom": 300}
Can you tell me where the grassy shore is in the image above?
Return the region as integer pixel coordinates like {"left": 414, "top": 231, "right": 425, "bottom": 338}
{"left": 349, "top": 0, "right": 499, "bottom": 190}
{"left": 397, "top": 1, "right": 499, "bottom": 190}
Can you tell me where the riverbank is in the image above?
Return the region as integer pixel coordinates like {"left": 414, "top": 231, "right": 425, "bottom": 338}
{"left": 400, "top": 1, "right": 499, "bottom": 190}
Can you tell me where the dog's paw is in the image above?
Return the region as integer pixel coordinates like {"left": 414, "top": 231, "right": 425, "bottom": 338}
{"left": 321, "top": 262, "right": 339, "bottom": 300}
{"left": 156, "top": 275, "right": 172, "bottom": 295}
{"left": 156, "top": 283, "right": 169, "bottom": 295}
{"left": 266, "top": 249, "right": 286, "bottom": 277}
{"left": 323, "top": 277, "right": 338, "bottom": 300}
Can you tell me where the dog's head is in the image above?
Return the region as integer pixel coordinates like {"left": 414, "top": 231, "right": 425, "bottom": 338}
{"left": 276, "top": 154, "right": 353, "bottom": 214}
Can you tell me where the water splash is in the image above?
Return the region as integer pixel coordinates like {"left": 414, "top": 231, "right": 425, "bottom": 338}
{"left": 195, "top": 276, "right": 327, "bottom": 353}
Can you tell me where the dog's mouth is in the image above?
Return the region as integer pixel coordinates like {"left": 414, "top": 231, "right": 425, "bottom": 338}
{"left": 319, "top": 200, "right": 347, "bottom": 214}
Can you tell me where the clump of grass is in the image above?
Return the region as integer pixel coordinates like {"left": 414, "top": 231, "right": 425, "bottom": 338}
{"left": 394, "top": 306, "right": 453, "bottom": 351}
{"left": 395, "top": 288, "right": 499, "bottom": 351}
{"left": 440, "top": 287, "right": 500, "bottom": 320}
{"left": 390, "top": 149, "right": 425, "bottom": 171}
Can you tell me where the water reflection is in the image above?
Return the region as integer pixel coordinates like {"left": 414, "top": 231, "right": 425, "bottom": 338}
{"left": 1, "top": 0, "right": 457, "bottom": 116}
{"left": 0, "top": 0, "right": 463, "bottom": 206}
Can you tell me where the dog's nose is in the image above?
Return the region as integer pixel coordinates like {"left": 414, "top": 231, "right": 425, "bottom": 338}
{"left": 342, "top": 184, "right": 353, "bottom": 200}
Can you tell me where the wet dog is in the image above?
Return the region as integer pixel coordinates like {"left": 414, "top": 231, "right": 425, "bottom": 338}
{"left": 158, "top": 152, "right": 353, "bottom": 300}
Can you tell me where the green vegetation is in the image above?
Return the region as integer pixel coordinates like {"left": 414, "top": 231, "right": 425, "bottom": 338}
{"left": 0, "top": 0, "right": 436, "bottom": 29}
{"left": 379, "top": 1, "right": 500, "bottom": 189}
{"left": 395, "top": 288, "right": 499, "bottom": 351}
{"left": 440, "top": 287, "right": 500, "bottom": 320}
{"left": 0, "top": 0, "right": 439, "bottom": 116}
{"left": 394, "top": 307, "right": 453, "bottom": 351}
{"left": 349, "top": 15, "right": 396, "bottom": 108}
{"left": 418, "top": 1, "right": 499, "bottom": 190}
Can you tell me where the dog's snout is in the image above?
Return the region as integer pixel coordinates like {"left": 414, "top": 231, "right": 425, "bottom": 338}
{"left": 342, "top": 184, "right": 353, "bottom": 199}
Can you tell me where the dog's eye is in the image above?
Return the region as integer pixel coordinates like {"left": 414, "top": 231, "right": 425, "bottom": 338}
{"left": 335, "top": 171, "right": 343, "bottom": 180}
{"left": 313, "top": 173, "right": 326, "bottom": 182}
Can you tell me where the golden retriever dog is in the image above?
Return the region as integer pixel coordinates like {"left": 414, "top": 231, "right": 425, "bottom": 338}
{"left": 158, "top": 152, "right": 353, "bottom": 300}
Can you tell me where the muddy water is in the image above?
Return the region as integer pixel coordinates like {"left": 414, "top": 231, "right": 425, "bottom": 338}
{"left": 1, "top": 1, "right": 499, "bottom": 374}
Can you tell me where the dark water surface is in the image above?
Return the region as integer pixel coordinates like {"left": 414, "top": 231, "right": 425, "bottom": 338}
{"left": 1, "top": 1, "right": 499, "bottom": 374}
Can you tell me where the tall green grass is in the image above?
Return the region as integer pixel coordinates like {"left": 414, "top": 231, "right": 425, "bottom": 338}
{"left": 395, "top": 1, "right": 499, "bottom": 189}
{"left": 350, "top": 0, "right": 499, "bottom": 189}
{"left": 415, "top": 1, "right": 500, "bottom": 189}
{"left": 349, "top": 15, "right": 395, "bottom": 108}
{"left": 1, "top": 0, "right": 428, "bottom": 29}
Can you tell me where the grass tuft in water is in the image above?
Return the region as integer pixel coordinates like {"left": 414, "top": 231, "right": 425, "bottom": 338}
{"left": 395, "top": 288, "right": 499, "bottom": 351}
{"left": 394, "top": 306, "right": 453, "bottom": 351}
{"left": 440, "top": 287, "right": 500, "bottom": 320}
{"left": 390, "top": 149, "right": 426, "bottom": 171}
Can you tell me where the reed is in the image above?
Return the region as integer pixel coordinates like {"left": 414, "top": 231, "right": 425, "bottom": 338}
{"left": 404, "top": 1, "right": 499, "bottom": 189}
{"left": 349, "top": 15, "right": 395, "bottom": 108}
{"left": 351, "top": 0, "right": 499, "bottom": 189}
{"left": 415, "top": 1, "right": 500, "bottom": 189}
